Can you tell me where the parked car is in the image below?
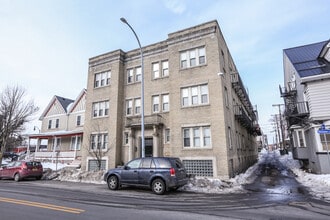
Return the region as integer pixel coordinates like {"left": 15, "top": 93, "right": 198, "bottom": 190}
{"left": 3, "top": 152, "right": 18, "bottom": 161}
{"left": 0, "top": 161, "right": 43, "bottom": 181}
{"left": 104, "top": 157, "right": 188, "bottom": 195}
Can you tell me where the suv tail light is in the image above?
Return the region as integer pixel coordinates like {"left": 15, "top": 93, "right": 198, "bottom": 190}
{"left": 170, "top": 168, "right": 175, "bottom": 177}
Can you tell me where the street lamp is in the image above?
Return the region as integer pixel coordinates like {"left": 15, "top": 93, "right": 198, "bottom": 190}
{"left": 120, "top": 17, "right": 145, "bottom": 158}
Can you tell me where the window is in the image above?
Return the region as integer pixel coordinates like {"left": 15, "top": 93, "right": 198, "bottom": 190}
{"left": 70, "top": 136, "right": 81, "bottom": 150}
{"left": 55, "top": 119, "right": 59, "bottom": 128}
{"left": 190, "top": 50, "right": 196, "bottom": 66}
{"left": 320, "top": 133, "right": 330, "bottom": 151}
{"left": 88, "top": 160, "right": 106, "bottom": 171}
{"left": 193, "top": 128, "right": 200, "bottom": 147}
{"left": 92, "top": 101, "right": 109, "bottom": 118}
{"left": 183, "top": 128, "right": 190, "bottom": 147}
{"left": 201, "top": 85, "right": 209, "bottom": 104}
{"left": 134, "top": 98, "right": 141, "bottom": 115}
{"left": 180, "top": 53, "right": 187, "bottom": 68}
{"left": 162, "top": 60, "right": 169, "bottom": 77}
{"left": 203, "top": 127, "right": 211, "bottom": 147}
{"left": 94, "top": 71, "right": 111, "bottom": 88}
{"left": 135, "top": 67, "right": 142, "bottom": 82}
{"left": 152, "top": 96, "right": 160, "bottom": 113}
{"left": 52, "top": 137, "right": 61, "bottom": 151}
{"left": 181, "top": 84, "right": 209, "bottom": 107}
{"left": 152, "top": 63, "right": 160, "bottom": 79}
{"left": 126, "top": 100, "right": 133, "bottom": 115}
{"left": 76, "top": 115, "right": 82, "bottom": 126}
{"left": 199, "top": 47, "right": 206, "bottom": 64}
{"left": 228, "top": 127, "right": 232, "bottom": 149}
{"left": 162, "top": 94, "right": 169, "bottom": 112}
{"left": 183, "top": 126, "right": 211, "bottom": 148}
{"left": 127, "top": 69, "right": 133, "bottom": 84}
{"left": 124, "top": 132, "right": 129, "bottom": 145}
{"left": 298, "top": 130, "right": 305, "bottom": 147}
{"left": 126, "top": 159, "right": 142, "bottom": 169}
{"left": 48, "top": 120, "right": 52, "bottom": 129}
{"left": 224, "top": 87, "right": 229, "bottom": 107}
{"left": 180, "top": 47, "right": 206, "bottom": 68}
{"left": 90, "top": 133, "right": 108, "bottom": 150}
{"left": 165, "top": 129, "right": 170, "bottom": 143}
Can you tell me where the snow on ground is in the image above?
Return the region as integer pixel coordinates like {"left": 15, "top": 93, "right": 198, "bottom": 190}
{"left": 37, "top": 150, "right": 330, "bottom": 201}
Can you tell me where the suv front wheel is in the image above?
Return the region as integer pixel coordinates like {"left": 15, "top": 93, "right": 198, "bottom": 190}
{"left": 152, "top": 178, "right": 166, "bottom": 195}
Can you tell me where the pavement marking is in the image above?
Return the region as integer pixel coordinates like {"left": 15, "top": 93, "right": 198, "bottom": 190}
{"left": 0, "top": 196, "right": 85, "bottom": 214}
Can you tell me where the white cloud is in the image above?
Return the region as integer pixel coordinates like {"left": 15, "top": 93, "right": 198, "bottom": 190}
{"left": 163, "top": 0, "right": 186, "bottom": 14}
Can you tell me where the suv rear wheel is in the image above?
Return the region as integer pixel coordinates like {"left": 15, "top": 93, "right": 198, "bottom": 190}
{"left": 107, "top": 175, "right": 119, "bottom": 190}
{"left": 152, "top": 178, "right": 166, "bottom": 195}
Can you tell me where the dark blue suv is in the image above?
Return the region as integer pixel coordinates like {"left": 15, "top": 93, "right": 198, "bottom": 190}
{"left": 103, "top": 157, "right": 188, "bottom": 195}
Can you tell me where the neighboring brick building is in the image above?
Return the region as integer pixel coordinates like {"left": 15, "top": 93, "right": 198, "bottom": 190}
{"left": 81, "top": 20, "right": 261, "bottom": 178}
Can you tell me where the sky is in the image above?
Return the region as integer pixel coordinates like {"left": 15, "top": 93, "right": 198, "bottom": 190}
{"left": 1, "top": 0, "right": 329, "bottom": 143}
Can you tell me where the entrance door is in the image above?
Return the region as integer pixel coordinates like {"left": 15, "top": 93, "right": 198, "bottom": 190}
{"left": 143, "top": 137, "right": 153, "bottom": 157}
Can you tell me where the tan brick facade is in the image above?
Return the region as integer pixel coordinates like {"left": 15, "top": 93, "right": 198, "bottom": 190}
{"left": 81, "top": 20, "right": 260, "bottom": 178}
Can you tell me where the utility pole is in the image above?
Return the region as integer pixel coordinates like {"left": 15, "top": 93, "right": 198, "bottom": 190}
{"left": 272, "top": 104, "right": 285, "bottom": 151}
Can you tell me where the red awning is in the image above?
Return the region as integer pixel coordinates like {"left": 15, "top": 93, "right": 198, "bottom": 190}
{"left": 28, "top": 130, "right": 83, "bottom": 139}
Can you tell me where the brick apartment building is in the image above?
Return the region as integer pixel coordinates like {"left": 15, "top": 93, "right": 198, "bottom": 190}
{"left": 81, "top": 20, "right": 261, "bottom": 178}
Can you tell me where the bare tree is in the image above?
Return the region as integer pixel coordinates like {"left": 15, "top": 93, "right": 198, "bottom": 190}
{"left": 0, "top": 85, "right": 39, "bottom": 163}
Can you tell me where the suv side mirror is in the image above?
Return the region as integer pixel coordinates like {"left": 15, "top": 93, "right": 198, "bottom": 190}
{"left": 124, "top": 165, "right": 130, "bottom": 170}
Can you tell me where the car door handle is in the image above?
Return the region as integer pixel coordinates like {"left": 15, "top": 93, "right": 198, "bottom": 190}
{"left": 149, "top": 170, "right": 154, "bottom": 173}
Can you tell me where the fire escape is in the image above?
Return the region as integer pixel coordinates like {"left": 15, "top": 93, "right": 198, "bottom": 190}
{"left": 279, "top": 82, "right": 309, "bottom": 126}
{"left": 231, "top": 72, "right": 261, "bottom": 136}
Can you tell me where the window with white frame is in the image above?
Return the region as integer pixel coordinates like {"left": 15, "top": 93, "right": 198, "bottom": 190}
{"left": 93, "top": 101, "right": 109, "bottom": 118}
{"left": 55, "top": 119, "right": 59, "bottom": 128}
{"left": 126, "top": 99, "right": 133, "bottom": 115}
{"left": 76, "top": 115, "right": 82, "bottom": 126}
{"left": 134, "top": 98, "right": 141, "bottom": 115}
{"left": 165, "top": 128, "right": 170, "bottom": 143}
{"left": 48, "top": 120, "right": 52, "bottom": 129}
{"left": 152, "top": 63, "right": 160, "bottom": 79}
{"left": 320, "top": 133, "right": 330, "bottom": 151}
{"left": 180, "top": 47, "right": 206, "bottom": 69}
{"left": 94, "top": 71, "right": 111, "bottom": 88}
{"left": 52, "top": 137, "right": 61, "bottom": 151}
{"left": 135, "top": 67, "right": 142, "bottom": 82}
{"left": 183, "top": 126, "right": 211, "bottom": 148}
{"left": 70, "top": 136, "right": 81, "bottom": 150}
{"left": 162, "top": 94, "right": 169, "bottom": 112}
{"left": 152, "top": 96, "right": 160, "bottom": 113}
{"left": 127, "top": 69, "right": 134, "bottom": 84}
{"left": 298, "top": 130, "right": 305, "bottom": 147}
{"left": 124, "top": 132, "right": 129, "bottom": 145}
{"left": 293, "top": 130, "right": 306, "bottom": 148}
{"left": 181, "top": 84, "right": 209, "bottom": 107}
{"left": 162, "top": 60, "right": 169, "bottom": 77}
{"left": 90, "top": 133, "right": 108, "bottom": 150}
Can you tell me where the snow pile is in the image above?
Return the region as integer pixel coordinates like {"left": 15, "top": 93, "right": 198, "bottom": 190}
{"left": 278, "top": 152, "right": 330, "bottom": 202}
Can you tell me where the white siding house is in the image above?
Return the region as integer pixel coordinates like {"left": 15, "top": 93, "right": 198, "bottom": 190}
{"left": 280, "top": 40, "right": 330, "bottom": 174}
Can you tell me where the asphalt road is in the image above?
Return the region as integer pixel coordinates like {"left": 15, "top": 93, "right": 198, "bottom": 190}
{"left": 0, "top": 153, "right": 330, "bottom": 219}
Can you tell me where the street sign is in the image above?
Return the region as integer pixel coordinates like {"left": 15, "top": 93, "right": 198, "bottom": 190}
{"left": 318, "top": 123, "right": 330, "bottom": 134}
{"left": 317, "top": 129, "right": 330, "bottom": 134}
